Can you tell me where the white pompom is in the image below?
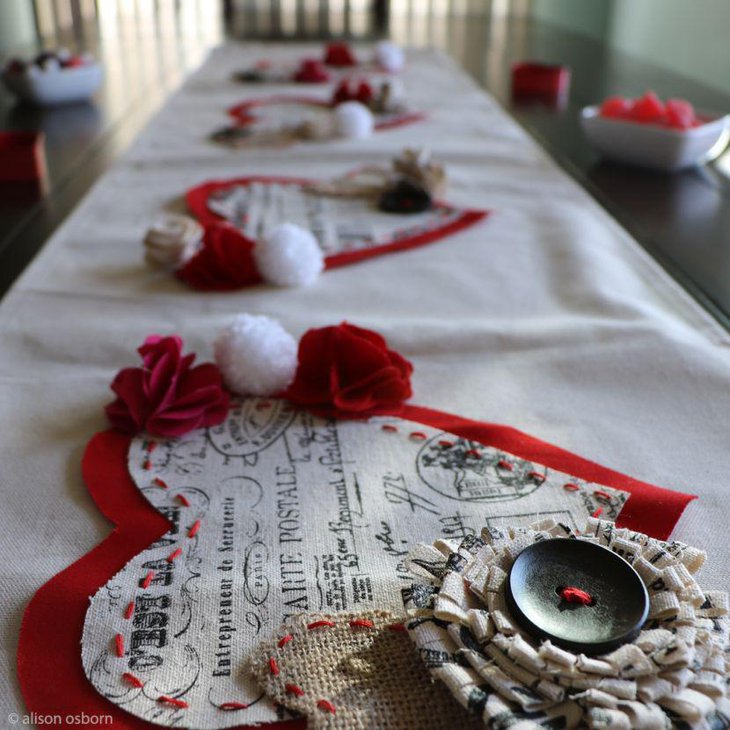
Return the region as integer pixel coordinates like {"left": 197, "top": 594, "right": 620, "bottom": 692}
{"left": 333, "top": 101, "right": 374, "bottom": 139}
{"left": 253, "top": 222, "right": 324, "bottom": 287}
{"left": 143, "top": 213, "right": 202, "bottom": 269}
{"left": 375, "top": 41, "right": 405, "bottom": 73}
{"left": 214, "top": 314, "right": 298, "bottom": 396}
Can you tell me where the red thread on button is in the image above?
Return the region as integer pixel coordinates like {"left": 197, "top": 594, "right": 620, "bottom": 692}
{"left": 158, "top": 696, "right": 188, "bottom": 709}
{"left": 307, "top": 620, "right": 336, "bottom": 630}
{"left": 167, "top": 548, "right": 183, "bottom": 563}
{"left": 381, "top": 424, "right": 398, "bottom": 432}
{"left": 269, "top": 657, "right": 280, "bottom": 676}
{"left": 559, "top": 586, "right": 594, "bottom": 606}
{"left": 141, "top": 571, "right": 155, "bottom": 589}
{"left": 349, "top": 619, "right": 374, "bottom": 629}
{"left": 123, "top": 672, "right": 144, "bottom": 688}
{"left": 278, "top": 634, "right": 293, "bottom": 648}
{"left": 176, "top": 494, "right": 191, "bottom": 507}
{"left": 563, "top": 482, "right": 580, "bottom": 491}
{"left": 188, "top": 519, "right": 201, "bottom": 538}
{"left": 114, "top": 633, "right": 125, "bottom": 657}
{"left": 286, "top": 684, "right": 305, "bottom": 697}
{"left": 317, "top": 699, "right": 336, "bottom": 714}
{"left": 497, "top": 459, "right": 513, "bottom": 471}
{"left": 220, "top": 701, "right": 249, "bottom": 710}
{"left": 124, "top": 601, "right": 134, "bottom": 620}
{"left": 153, "top": 477, "right": 168, "bottom": 489}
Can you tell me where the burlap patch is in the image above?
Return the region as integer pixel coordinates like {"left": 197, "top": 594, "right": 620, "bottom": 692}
{"left": 246, "top": 610, "right": 482, "bottom": 729}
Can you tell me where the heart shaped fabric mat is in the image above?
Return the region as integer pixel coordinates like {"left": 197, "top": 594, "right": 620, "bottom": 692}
{"left": 80, "top": 398, "right": 630, "bottom": 728}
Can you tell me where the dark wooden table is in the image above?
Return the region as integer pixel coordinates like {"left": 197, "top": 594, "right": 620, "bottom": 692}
{"left": 2, "top": 9, "right": 730, "bottom": 329}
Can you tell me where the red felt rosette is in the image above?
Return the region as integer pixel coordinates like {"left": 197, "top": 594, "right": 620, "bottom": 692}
{"left": 176, "top": 223, "right": 262, "bottom": 291}
{"left": 105, "top": 335, "right": 229, "bottom": 437}
{"left": 283, "top": 322, "right": 413, "bottom": 418}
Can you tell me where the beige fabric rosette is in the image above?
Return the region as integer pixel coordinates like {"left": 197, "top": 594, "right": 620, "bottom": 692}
{"left": 143, "top": 212, "right": 202, "bottom": 269}
{"left": 404, "top": 518, "right": 730, "bottom": 729}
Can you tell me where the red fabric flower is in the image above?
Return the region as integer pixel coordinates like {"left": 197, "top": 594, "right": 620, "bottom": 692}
{"left": 324, "top": 42, "right": 357, "bottom": 67}
{"left": 176, "top": 224, "right": 261, "bottom": 291}
{"left": 105, "top": 335, "right": 230, "bottom": 437}
{"left": 283, "top": 323, "right": 413, "bottom": 418}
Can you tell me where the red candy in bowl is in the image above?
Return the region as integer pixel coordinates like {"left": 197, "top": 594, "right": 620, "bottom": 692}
{"left": 583, "top": 90, "right": 728, "bottom": 171}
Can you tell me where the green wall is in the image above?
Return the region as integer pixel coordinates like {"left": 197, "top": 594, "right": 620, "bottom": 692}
{"left": 528, "top": 0, "right": 730, "bottom": 96}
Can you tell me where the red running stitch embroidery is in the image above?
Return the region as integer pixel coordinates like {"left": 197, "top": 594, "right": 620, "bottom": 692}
{"left": 219, "top": 701, "right": 249, "bottom": 710}
{"left": 277, "top": 634, "right": 293, "bottom": 648}
{"left": 306, "top": 620, "right": 336, "bottom": 630}
{"left": 141, "top": 571, "right": 155, "bottom": 589}
{"left": 285, "top": 684, "right": 305, "bottom": 697}
{"left": 114, "top": 633, "right": 124, "bottom": 658}
{"left": 123, "top": 601, "right": 134, "bottom": 620}
{"left": 153, "top": 477, "right": 168, "bottom": 489}
{"left": 158, "top": 696, "right": 188, "bottom": 709}
{"left": 188, "top": 519, "right": 201, "bottom": 538}
{"left": 349, "top": 619, "right": 374, "bottom": 629}
{"left": 269, "top": 657, "right": 280, "bottom": 676}
{"left": 122, "top": 673, "right": 144, "bottom": 688}
{"left": 167, "top": 548, "right": 183, "bottom": 563}
{"left": 317, "top": 699, "right": 336, "bottom": 714}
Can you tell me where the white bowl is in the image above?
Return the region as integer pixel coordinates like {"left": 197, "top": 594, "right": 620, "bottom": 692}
{"left": 2, "top": 63, "right": 103, "bottom": 106}
{"left": 580, "top": 105, "right": 729, "bottom": 172}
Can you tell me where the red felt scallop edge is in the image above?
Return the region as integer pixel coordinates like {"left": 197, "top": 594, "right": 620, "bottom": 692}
{"left": 185, "top": 175, "right": 489, "bottom": 275}
{"left": 226, "top": 95, "right": 426, "bottom": 131}
{"left": 17, "top": 405, "right": 695, "bottom": 729}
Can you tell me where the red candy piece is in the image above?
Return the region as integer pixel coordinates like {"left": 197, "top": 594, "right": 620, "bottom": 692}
{"left": 665, "top": 98, "right": 696, "bottom": 130}
{"left": 324, "top": 42, "right": 357, "bottom": 67}
{"left": 61, "top": 55, "right": 86, "bottom": 69}
{"left": 599, "top": 96, "right": 633, "bottom": 119}
{"left": 631, "top": 91, "right": 665, "bottom": 123}
{"left": 293, "top": 58, "right": 330, "bottom": 83}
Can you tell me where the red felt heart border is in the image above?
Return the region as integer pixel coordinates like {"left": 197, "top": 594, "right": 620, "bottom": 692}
{"left": 185, "top": 175, "right": 488, "bottom": 273}
{"left": 226, "top": 94, "right": 426, "bottom": 132}
{"left": 17, "top": 404, "right": 695, "bottom": 729}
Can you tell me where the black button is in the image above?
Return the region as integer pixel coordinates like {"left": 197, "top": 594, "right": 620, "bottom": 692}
{"left": 505, "top": 538, "right": 649, "bottom": 655}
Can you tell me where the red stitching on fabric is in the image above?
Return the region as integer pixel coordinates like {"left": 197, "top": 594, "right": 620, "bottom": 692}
{"left": 409, "top": 431, "right": 427, "bottom": 440}
{"left": 153, "top": 477, "right": 168, "bottom": 489}
{"left": 317, "top": 699, "right": 336, "bottom": 714}
{"left": 255, "top": 401, "right": 272, "bottom": 410}
{"left": 141, "top": 571, "right": 155, "bottom": 589}
{"left": 158, "top": 696, "right": 188, "bottom": 709}
{"left": 528, "top": 471, "right": 546, "bottom": 482}
{"left": 188, "top": 519, "right": 201, "bottom": 538}
{"left": 114, "top": 633, "right": 124, "bottom": 658}
{"left": 593, "top": 490, "right": 612, "bottom": 502}
{"left": 559, "top": 586, "right": 594, "bottom": 605}
{"left": 307, "top": 620, "right": 336, "bottom": 630}
{"left": 142, "top": 459, "right": 152, "bottom": 471}
{"left": 388, "top": 623, "right": 407, "bottom": 632}
{"left": 285, "top": 683, "right": 305, "bottom": 697}
{"left": 219, "top": 701, "right": 249, "bottom": 710}
{"left": 124, "top": 601, "right": 134, "bottom": 620}
{"left": 497, "top": 459, "right": 513, "bottom": 471}
{"left": 438, "top": 440, "right": 454, "bottom": 448}
{"left": 122, "top": 672, "right": 144, "bottom": 688}
{"left": 465, "top": 449, "right": 481, "bottom": 459}
{"left": 277, "top": 634, "right": 293, "bottom": 648}
{"left": 563, "top": 482, "right": 580, "bottom": 491}
{"left": 176, "top": 494, "right": 191, "bottom": 507}
{"left": 269, "top": 657, "right": 280, "bottom": 676}
{"left": 592, "top": 507, "right": 603, "bottom": 518}
{"left": 381, "top": 424, "right": 398, "bottom": 432}
{"left": 147, "top": 442, "right": 158, "bottom": 453}
{"left": 167, "top": 548, "right": 183, "bottom": 563}
{"left": 349, "top": 619, "right": 374, "bottom": 629}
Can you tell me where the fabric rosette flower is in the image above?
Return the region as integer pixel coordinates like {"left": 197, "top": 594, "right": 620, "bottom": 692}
{"left": 105, "top": 335, "right": 229, "bottom": 437}
{"left": 283, "top": 322, "right": 413, "bottom": 418}
{"left": 404, "top": 518, "right": 729, "bottom": 729}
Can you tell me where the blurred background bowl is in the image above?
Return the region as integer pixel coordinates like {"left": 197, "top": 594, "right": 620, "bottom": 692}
{"left": 580, "top": 105, "right": 729, "bottom": 172}
{"left": 1, "top": 62, "right": 103, "bottom": 107}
